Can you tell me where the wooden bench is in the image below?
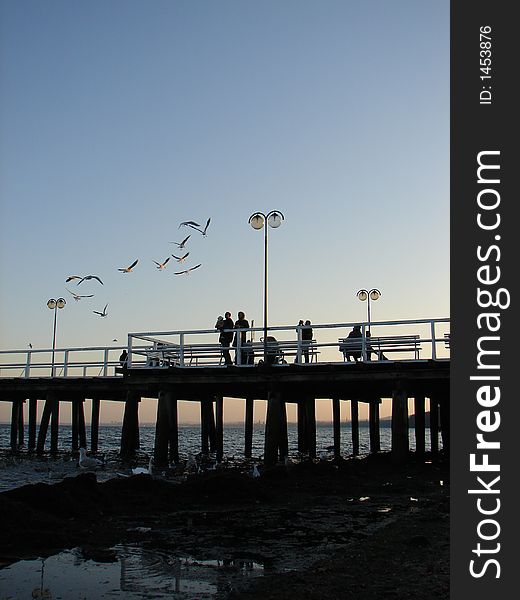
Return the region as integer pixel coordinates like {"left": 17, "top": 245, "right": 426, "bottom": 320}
{"left": 339, "top": 335, "right": 421, "bottom": 361}
{"left": 275, "top": 340, "right": 319, "bottom": 363}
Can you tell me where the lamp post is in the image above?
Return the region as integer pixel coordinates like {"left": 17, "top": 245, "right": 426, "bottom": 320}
{"left": 356, "top": 288, "right": 381, "bottom": 332}
{"left": 47, "top": 297, "right": 66, "bottom": 376}
{"left": 249, "top": 210, "right": 284, "bottom": 363}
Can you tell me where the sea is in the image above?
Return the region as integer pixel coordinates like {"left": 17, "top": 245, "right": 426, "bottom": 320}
{"left": 0, "top": 422, "right": 436, "bottom": 599}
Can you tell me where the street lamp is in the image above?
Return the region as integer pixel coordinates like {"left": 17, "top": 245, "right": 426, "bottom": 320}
{"left": 47, "top": 297, "right": 66, "bottom": 376}
{"left": 356, "top": 288, "right": 381, "bottom": 332}
{"left": 249, "top": 210, "right": 284, "bottom": 363}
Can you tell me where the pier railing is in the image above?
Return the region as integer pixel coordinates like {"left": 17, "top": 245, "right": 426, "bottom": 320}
{"left": 0, "top": 318, "right": 449, "bottom": 378}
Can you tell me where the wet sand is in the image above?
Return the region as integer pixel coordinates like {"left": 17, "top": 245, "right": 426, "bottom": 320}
{"left": 0, "top": 453, "right": 449, "bottom": 599}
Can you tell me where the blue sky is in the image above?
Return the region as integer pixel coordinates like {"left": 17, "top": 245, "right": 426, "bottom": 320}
{"left": 0, "top": 1, "right": 449, "bottom": 422}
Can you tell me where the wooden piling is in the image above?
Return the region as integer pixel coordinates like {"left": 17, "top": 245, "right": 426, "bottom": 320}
{"left": 215, "top": 395, "right": 224, "bottom": 462}
{"left": 414, "top": 394, "right": 426, "bottom": 455}
{"left": 369, "top": 398, "right": 381, "bottom": 454}
{"left": 305, "top": 396, "right": 316, "bottom": 459}
{"left": 264, "top": 390, "right": 283, "bottom": 466}
{"left": 297, "top": 399, "right": 307, "bottom": 454}
{"left": 279, "top": 397, "right": 288, "bottom": 461}
{"left": 391, "top": 389, "right": 409, "bottom": 461}
{"left": 17, "top": 400, "right": 24, "bottom": 446}
{"left": 351, "top": 399, "right": 359, "bottom": 457}
{"left": 332, "top": 397, "right": 341, "bottom": 458}
{"left": 28, "top": 397, "right": 37, "bottom": 451}
{"left": 71, "top": 400, "right": 79, "bottom": 450}
{"left": 91, "top": 397, "right": 100, "bottom": 453}
{"left": 77, "top": 399, "right": 87, "bottom": 449}
{"left": 439, "top": 394, "right": 450, "bottom": 455}
{"left": 154, "top": 389, "right": 171, "bottom": 467}
{"left": 200, "top": 399, "right": 210, "bottom": 455}
{"left": 50, "top": 395, "right": 60, "bottom": 453}
{"left": 430, "top": 396, "right": 439, "bottom": 455}
{"left": 244, "top": 397, "right": 254, "bottom": 458}
{"left": 10, "top": 399, "right": 20, "bottom": 450}
{"left": 120, "top": 392, "right": 140, "bottom": 459}
{"left": 168, "top": 394, "right": 179, "bottom": 464}
{"left": 207, "top": 399, "right": 217, "bottom": 454}
{"left": 36, "top": 392, "right": 56, "bottom": 454}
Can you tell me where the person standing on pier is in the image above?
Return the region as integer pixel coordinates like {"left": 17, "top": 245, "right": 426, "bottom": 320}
{"left": 345, "top": 325, "right": 363, "bottom": 362}
{"left": 216, "top": 312, "right": 234, "bottom": 365}
{"left": 302, "top": 320, "right": 313, "bottom": 363}
{"left": 233, "top": 311, "right": 250, "bottom": 365}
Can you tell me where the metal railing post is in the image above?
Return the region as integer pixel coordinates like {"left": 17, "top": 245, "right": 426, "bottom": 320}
{"left": 63, "top": 350, "right": 69, "bottom": 377}
{"left": 430, "top": 321, "right": 437, "bottom": 360}
{"left": 127, "top": 335, "right": 133, "bottom": 368}
{"left": 361, "top": 324, "right": 367, "bottom": 361}
{"left": 296, "top": 327, "right": 302, "bottom": 363}
{"left": 103, "top": 348, "right": 109, "bottom": 376}
{"left": 25, "top": 352, "right": 31, "bottom": 378}
{"left": 236, "top": 333, "right": 242, "bottom": 366}
{"left": 179, "top": 333, "right": 185, "bottom": 367}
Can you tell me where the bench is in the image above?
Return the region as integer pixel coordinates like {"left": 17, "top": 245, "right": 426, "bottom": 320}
{"left": 275, "top": 340, "right": 319, "bottom": 364}
{"left": 444, "top": 333, "right": 450, "bottom": 348}
{"left": 339, "top": 335, "right": 421, "bottom": 361}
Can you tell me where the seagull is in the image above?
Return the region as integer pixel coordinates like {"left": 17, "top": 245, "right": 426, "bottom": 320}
{"left": 66, "top": 275, "right": 82, "bottom": 283}
{"left": 179, "top": 220, "right": 200, "bottom": 229}
{"left": 171, "top": 252, "right": 189, "bottom": 263}
{"left": 77, "top": 275, "right": 104, "bottom": 286}
{"left": 185, "top": 218, "right": 211, "bottom": 236}
{"left": 28, "top": 343, "right": 33, "bottom": 349}
{"left": 78, "top": 448, "right": 104, "bottom": 469}
{"left": 131, "top": 456, "right": 154, "bottom": 476}
{"left": 118, "top": 259, "right": 138, "bottom": 273}
{"left": 153, "top": 257, "right": 171, "bottom": 270}
{"left": 171, "top": 235, "right": 191, "bottom": 249}
{"left": 174, "top": 263, "right": 201, "bottom": 275}
{"left": 251, "top": 464, "right": 261, "bottom": 478}
{"left": 93, "top": 303, "right": 109, "bottom": 317}
{"left": 66, "top": 288, "right": 94, "bottom": 301}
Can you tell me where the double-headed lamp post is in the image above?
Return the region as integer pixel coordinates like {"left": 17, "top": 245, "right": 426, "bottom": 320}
{"left": 356, "top": 288, "right": 381, "bottom": 333}
{"left": 249, "top": 210, "right": 285, "bottom": 363}
{"left": 47, "top": 297, "right": 66, "bottom": 376}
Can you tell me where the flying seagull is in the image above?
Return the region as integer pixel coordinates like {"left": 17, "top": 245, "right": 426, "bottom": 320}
{"left": 171, "top": 235, "right": 191, "bottom": 249}
{"left": 171, "top": 252, "right": 189, "bottom": 263}
{"left": 187, "top": 217, "right": 211, "bottom": 236}
{"left": 153, "top": 257, "right": 171, "bottom": 270}
{"left": 77, "top": 275, "right": 104, "bottom": 286}
{"left": 118, "top": 259, "right": 138, "bottom": 273}
{"left": 174, "top": 263, "right": 202, "bottom": 275}
{"left": 179, "top": 220, "right": 200, "bottom": 229}
{"left": 66, "top": 288, "right": 94, "bottom": 301}
{"left": 65, "top": 275, "right": 82, "bottom": 283}
{"left": 93, "top": 303, "right": 109, "bottom": 317}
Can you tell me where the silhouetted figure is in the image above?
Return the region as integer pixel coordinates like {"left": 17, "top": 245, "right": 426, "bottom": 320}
{"left": 302, "top": 319, "right": 313, "bottom": 363}
{"left": 119, "top": 350, "right": 128, "bottom": 369}
{"left": 345, "top": 325, "right": 362, "bottom": 362}
{"left": 233, "top": 311, "right": 250, "bottom": 364}
{"left": 216, "top": 312, "right": 234, "bottom": 365}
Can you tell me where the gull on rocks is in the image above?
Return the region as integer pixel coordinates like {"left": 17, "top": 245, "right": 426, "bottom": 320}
{"left": 79, "top": 448, "right": 104, "bottom": 469}
{"left": 131, "top": 455, "right": 154, "bottom": 476}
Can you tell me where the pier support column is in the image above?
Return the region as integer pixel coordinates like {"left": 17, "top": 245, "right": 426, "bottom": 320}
{"left": 91, "top": 398, "right": 101, "bottom": 453}
{"left": 369, "top": 398, "right": 380, "bottom": 454}
{"left": 414, "top": 394, "right": 426, "bottom": 456}
{"left": 332, "top": 397, "right": 341, "bottom": 458}
{"left": 215, "top": 395, "right": 224, "bottom": 462}
{"left": 304, "top": 396, "right": 316, "bottom": 460}
{"left": 297, "top": 400, "right": 307, "bottom": 454}
{"left": 10, "top": 399, "right": 23, "bottom": 451}
{"left": 36, "top": 392, "right": 56, "bottom": 454}
{"left": 244, "top": 397, "right": 254, "bottom": 458}
{"left": 71, "top": 400, "right": 79, "bottom": 450}
{"left": 351, "top": 399, "right": 359, "bottom": 457}
{"left": 391, "top": 389, "right": 409, "bottom": 462}
{"left": 77, "top": 399, "right": 87, "bottom": 449}
{"left": 264, "top": 390, "right": 288, "bottom": 466}
{"left": 429, "top": 396, "right": 440, "bottom": 456}
{"left": 168, "top": 395, "right": 179, "bottom": 464}
{"left": 50, "top": 395, "right": 60, "bottom": 454}
{"left": 279, "top": 398, "right": 288, "bottom": 461}
{"left": 155, "top": 390, "right": 170, "bottom": 467}
{"left": 121, "top": 392, "right": 140, "bottom": 459}
{"left": 439, "top": 392, "right": 450, "bottom": 456}
{"left": 28, "top": 398, "right": 37, "bottom": 451}
{"left": 200, "top": 398, "right": 215, "bottom": 455}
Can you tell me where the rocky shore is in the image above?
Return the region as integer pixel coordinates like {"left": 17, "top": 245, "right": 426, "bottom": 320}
{"left": 0, "top": 452, "right": 449, "bottom": 599}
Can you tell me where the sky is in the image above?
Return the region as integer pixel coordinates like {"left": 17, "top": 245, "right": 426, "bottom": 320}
{"left": 0, "top": 0, "right": 449, "bottom": 424}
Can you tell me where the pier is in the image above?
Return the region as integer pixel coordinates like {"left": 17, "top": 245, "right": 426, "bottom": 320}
{"left": 0, "top": 317, "right": 450, "bottom": 466}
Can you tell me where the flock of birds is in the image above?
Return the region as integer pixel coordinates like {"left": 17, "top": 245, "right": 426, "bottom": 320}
{"left": 63, "top": 218, "right": 211, "bottom": 318}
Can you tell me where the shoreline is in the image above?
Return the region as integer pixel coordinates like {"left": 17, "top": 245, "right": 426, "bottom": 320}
{"left": 0, "top": 452, "right": 449, "bottom": 598}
